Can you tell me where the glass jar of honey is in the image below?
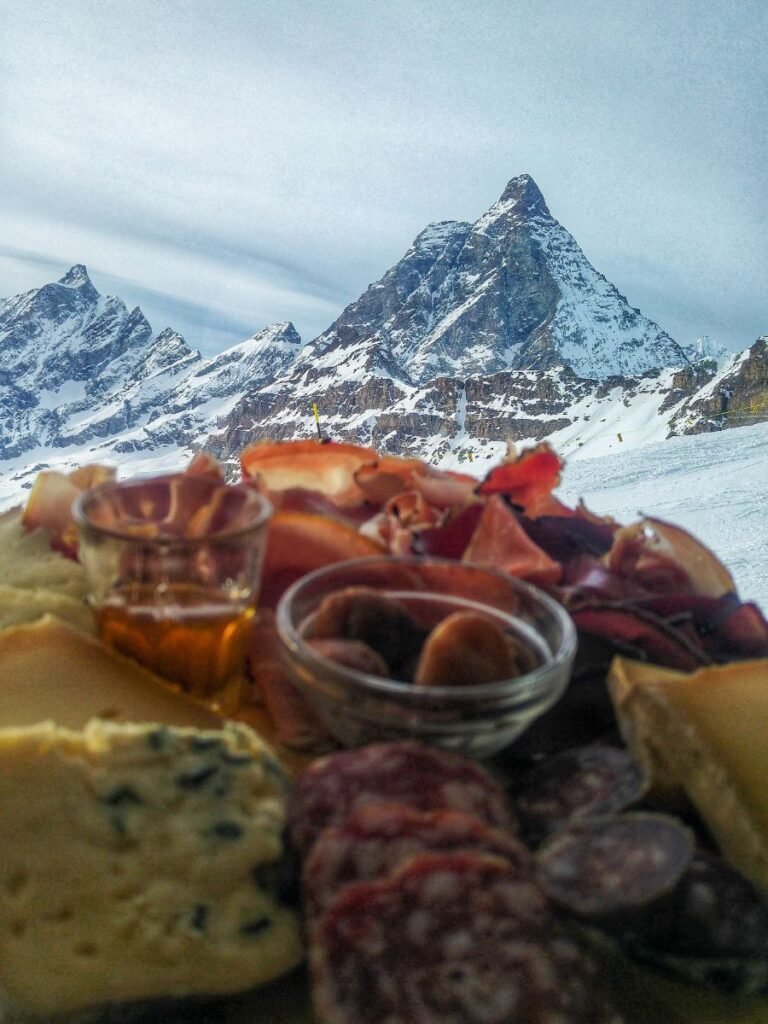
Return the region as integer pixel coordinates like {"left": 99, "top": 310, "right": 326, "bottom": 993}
{"left": 74, "top": 473, "right": 272, "bottom": 713}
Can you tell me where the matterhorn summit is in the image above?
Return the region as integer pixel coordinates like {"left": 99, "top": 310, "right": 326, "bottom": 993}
{"left": 287, "top": 174, "right": 687, "bottom": 392}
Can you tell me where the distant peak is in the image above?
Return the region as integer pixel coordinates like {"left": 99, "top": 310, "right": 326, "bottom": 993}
{"left": 271, "top": 321, "right": 302, "bottom": 338}
{"left": 59, "top": 264, "right": 92, "bottom": 288}
{"left": 499, "top": 174, "right": 549, "bottom": 216}
{"left": 155, "top": 326, "right": 186, "bottom": 343}
{"left": 247, "top": 321, "right": 303, "bottom": 347}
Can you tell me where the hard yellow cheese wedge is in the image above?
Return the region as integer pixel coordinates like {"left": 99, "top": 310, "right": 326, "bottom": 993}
{"left": 0, "top": 615, "right": 221, "bottom": 730}
{"left": 0, "top": 719, "right": 303, "bottom": 1016}
{"left": 608, "top": 656, "right": 768, "bottom": 895}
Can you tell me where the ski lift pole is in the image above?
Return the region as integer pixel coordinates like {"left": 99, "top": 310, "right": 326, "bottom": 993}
{"left": 312, "top": 402, "right": 322, "bottom": 441}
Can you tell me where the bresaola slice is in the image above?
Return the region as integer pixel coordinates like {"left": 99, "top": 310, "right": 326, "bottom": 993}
{"left": 310, "top": 851, "right": 624, "bottom": 1024}
{"left": 287, "top": 741, "right": 517, "bottom": 857}
{"left": 303, "top": 804, "right": 533, "bottom": 920}
{"left": 569, "top": 603, "right": 711, "bottom": 672}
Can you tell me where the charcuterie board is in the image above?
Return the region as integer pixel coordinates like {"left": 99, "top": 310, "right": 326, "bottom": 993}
{"left": 2, "top": 439, "right": 768, "bottom": 1023}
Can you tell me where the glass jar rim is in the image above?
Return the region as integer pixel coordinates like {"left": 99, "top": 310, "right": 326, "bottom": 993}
{"left": 72, "top": 473, "right": 273, "bottom": 546}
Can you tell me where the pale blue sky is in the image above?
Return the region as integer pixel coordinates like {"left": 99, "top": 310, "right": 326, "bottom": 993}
{"left": 1, "top": 0, "right": 765, "bottom": 355}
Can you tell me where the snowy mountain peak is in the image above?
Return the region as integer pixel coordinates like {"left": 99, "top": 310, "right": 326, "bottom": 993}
{"left": 683, "top": 335, "right": 730, "bottom": 367}
{"left": 293, "top": 172, "right": 687, "bottom": 386}
{"left": 155, "top": 326, "right": 186, "bottom": 344}
{"left": 499, "top": 174, "right": 550, "bottom": 217}
{"left": 59, "top": 264, "right": 93, "bottom": 289}
{"left": 215, "top": 321, "right": 303, "bottom": 369}
{"left": 249, "top": 321, "right": 301, "bottom": 345}
{"left": 152, "top": 327, "right": 191, "bottom": 360}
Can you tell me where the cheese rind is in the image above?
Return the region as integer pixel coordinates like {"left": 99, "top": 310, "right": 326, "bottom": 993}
{"left": 0, "top": 583, "right": 95, "bottom": 634}
{"left": 608, "top": 656, "right": 768, "bottom": 895}
{"left": 607, "top": 657, "right": 689, "bottom": 805}
{"left": 0, "top": 719, "right": 303, "bottom": 1015}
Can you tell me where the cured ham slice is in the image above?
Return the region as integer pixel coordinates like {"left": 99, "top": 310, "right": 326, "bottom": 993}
{"left": 607, "top": 517, "right": 735, "bottom": 597}
{"left": 462, "top": 495, "right": 562, "bottom": 586}
{"left": 185, "top": 451, "right": 225, "bottom": 479}
{"left": 259, "top": 511, "right": 384, "bottom": 609}
{"left": 476, "top": 443, "right": 564, "bottom": 517}
{"left": 355, "top": 457, "right": 476, "bottom": 510}
{"left": 22, "top": 465, "right": 115, "bottom": 558}
{"left": 240, "top": 440, "right": 379, "bottom": 507}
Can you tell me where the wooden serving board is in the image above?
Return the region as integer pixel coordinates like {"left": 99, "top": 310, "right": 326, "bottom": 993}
{"left": 131, "top": 963, "right": 768, "bottom": 1024}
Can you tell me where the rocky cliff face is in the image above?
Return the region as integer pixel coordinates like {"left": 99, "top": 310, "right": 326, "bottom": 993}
{"left": 668, "top": 336, "right": 768, "bottom": 434}
{"left": 0, "top": 177, "right": 764, "bottom": 505}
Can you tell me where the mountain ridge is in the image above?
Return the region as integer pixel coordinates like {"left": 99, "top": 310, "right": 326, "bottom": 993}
{"left": 1, "top": 175, "right": 765, "bottom": 507}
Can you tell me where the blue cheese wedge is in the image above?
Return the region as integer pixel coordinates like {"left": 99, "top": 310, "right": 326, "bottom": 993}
{"left": 0, "top": 719, "right": 303, "bottom": 1016}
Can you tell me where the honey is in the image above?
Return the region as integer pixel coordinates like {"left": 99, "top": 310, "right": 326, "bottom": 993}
{"left": 95, "top": 583, "right": 255, "bottom": 712}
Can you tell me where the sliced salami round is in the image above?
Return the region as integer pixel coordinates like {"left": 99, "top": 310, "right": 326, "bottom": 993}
{"left": 311, "top": 851, "right": 622, "bottom": 1024}
{"left": 288, "top": 741, "right": 517, "bottom": 857}
{"left": 512, "top": 744, "right": 647, "bottom": 846}
{"left": 536, "top": 812, "right": 694, "bottom": 919}
{"left": 620, "top": 850, "right": 768, "bottom": 994}
{"left": 303, "top": 804, "right": 533, "bottom": 920}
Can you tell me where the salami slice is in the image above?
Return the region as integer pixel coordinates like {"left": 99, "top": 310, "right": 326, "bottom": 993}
{"left": 303, "top": 804, "right": 533, "bottom": 920}
{"left": 536, "top": 812, "right": 694, "bottom": 919}
{"left": 620, "top": 850, "right": 768, "bottom": 994}
{"left": 288, "top": 741, "right": 517, "bottom": 857}
{"left": 311, "top": 851, "right": 623, "bottom": 1024}
{"left": 512, "top": 744, "right": 646, "bottom": 846}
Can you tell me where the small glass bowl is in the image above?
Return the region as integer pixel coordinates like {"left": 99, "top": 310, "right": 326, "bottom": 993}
{"left": 276, "top": 557, "right": 577, "bottom": 758}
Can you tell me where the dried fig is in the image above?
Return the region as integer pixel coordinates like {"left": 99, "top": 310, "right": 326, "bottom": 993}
{"left": 308, "top": 638, "right": 391, "bottom": 678}
{"left": 305, "top": 586, "right": 425, "bottom": 675}
{"left": 414, "top": 611, "right": 533, "bottom": 687}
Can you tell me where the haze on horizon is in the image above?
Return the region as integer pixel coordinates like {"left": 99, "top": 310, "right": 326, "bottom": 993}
{"left": 1, "top": 0, "right": 765, "bottom": 357}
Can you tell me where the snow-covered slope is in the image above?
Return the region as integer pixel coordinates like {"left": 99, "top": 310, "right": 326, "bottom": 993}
{"left": 557, "top": 421, "right": 768, "bottom": 612}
